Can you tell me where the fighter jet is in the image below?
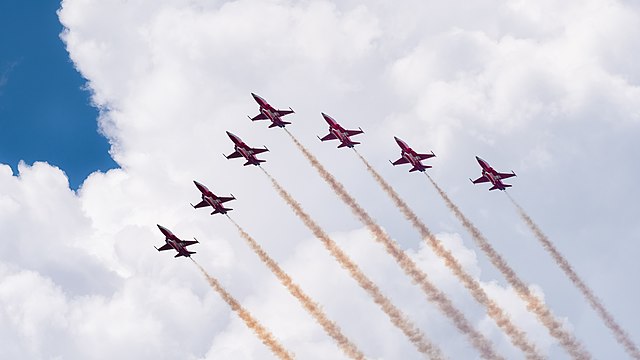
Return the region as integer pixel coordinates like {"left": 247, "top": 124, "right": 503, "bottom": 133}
{"left": 390, "top": 136, "right": 435, "bottom": 172}
{"left": 224, "top": 131, "right": 269, "bottom": 166}
{"left": 470, "top": 156, "right": 516, "bottom": 191}
{"left": 317, "top": 113, "right": 363, "bottom": 148}
{"left": 191, "top": 180, "right": 236, "bottom": 215}
{"left": 249, "top": 93, "right": 294, "bottom": 128}
{"left": 155, "top": 224, "right": 198, "bottom": 258}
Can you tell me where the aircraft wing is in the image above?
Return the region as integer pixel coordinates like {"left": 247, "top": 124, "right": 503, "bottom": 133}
{"left": 346, "top": 129, "right": 363, "bottom": 136}
{"left": 156, "top": 243, "right": 172, "bottom": 251}
{"left": 180, "top": 240, "right": 198, "bottom": 247}
{"left": 471, "top": 175, "right": 490, "bottom": 184}
{"left": 276, "top": 109, "right": 294, "bottom": 117}
{"left": 391, "top": 157, "right": 409, "bottom": 165}
{"left": 251, "top": 147, "right": 269, "bottom": 155}
{"left": 497, "top": 172, "right": 516, "bottom": 180}
{"left": 218, "top": 196, "right": 235, "bottom": 203}
{"left": 417, "top": 153, "right": 435, "bottom": 160}
{"left": 225, "top": 151, "right": 243, "bottom": 159}
{"left": 319, "top": 133, "right": 337, "bottom": 141}
{"left": 192, "top": 200, "right": 209, "bottom": 209}
{"left": 250, "top": 113, "right": 268, "bottom": 121}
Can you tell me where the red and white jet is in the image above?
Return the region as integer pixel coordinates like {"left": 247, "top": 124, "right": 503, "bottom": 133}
{"left": 470, "top": 156, "right": 516, "bottom": 191}
{"left": 224, "top": 131, "right": 269, "bottom": 166}
{"left": 390, "top": 136, "right": 435, "bottom": 172}
{"left": 249, "top": 93, "right": 294, "bottom": 128}
{"left": 155, "top": 224, "right": 199, "bottom": 258}
{"left": 191, "top": 180, "right": 235, "bottom": 215}
{"left": 318, "top": 113, "right": 363, "bottom": 148}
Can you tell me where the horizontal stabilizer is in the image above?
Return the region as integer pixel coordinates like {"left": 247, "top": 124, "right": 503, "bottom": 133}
{"left": 409, "top": 166, "right": 430, "bottom": 172}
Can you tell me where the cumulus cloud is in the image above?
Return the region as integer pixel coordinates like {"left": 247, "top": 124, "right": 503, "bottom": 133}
{"left": 1, "top": 0, "right": 638, "bottom": 358}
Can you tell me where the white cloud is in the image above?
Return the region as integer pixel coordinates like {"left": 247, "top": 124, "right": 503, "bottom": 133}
{"left": 1, "top": 0, "right": 639, "bottom": 358}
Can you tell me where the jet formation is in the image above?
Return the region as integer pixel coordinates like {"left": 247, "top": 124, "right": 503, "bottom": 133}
{"left": 156, "top": 92, "right": 517, "bottom": 256}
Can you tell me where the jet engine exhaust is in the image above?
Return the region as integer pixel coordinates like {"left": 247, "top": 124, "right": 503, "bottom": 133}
{"left": 425, "top": 173, "right": 591, "bottom": 360}
{"left": 259, "top": 165, "right": 445, "bottom": 360}
{"left": 191, "top": 259, "right": 294, "bottom": 360}
{"left": 284, "top": 129, "right": 502, "bottom": 360}
{"left": 506, "top": 193, "right": 640, "bottom": 360}
{"left": 225, "top": 215, "right": 367, "bottom": 360}
{"left": 354, "top": 149, "right": 543, "bottom": 360}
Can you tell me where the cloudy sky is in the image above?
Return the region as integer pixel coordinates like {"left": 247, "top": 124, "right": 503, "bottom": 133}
{"left": 1, "top": 0, "right": 639, "bottom": 359}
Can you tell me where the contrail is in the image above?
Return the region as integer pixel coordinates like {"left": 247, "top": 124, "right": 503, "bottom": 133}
{"left": 425, "top": 174, "right": 592, "bottom": 360}
{"left": 506, "top": 193, "right": 640, "bottom": 360}
{"left": 283, "top": 130, "right": 502, "bottom": 360}
{"left": 225, "top": 215, "right": 367, "bottom": 360}
{"left": 259, "top": 166, "right": 445, "bottom": 360}
{"left": 191, "top": 259, "right": 294, "bottom": 360}
{"left": 353, "top": 150, "right": 543, "bottom": 360}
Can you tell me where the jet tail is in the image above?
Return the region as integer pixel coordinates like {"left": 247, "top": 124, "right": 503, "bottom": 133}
{"left": 409, "top": 166, "right": 430, "bottom": 172}
{"left": 244, "top": 159, "right": 266, "bottom": 166}
{"left": 338, "top": 141, "right": 359, "bottom": 148}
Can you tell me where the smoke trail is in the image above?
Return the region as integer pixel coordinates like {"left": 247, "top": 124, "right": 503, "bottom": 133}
{"left": 259, "top": 166, "right": 445, "bottom": 360}
{"left": 225, "top": 215, "right": 366, "bottom": 360}
{"left": 283, "top": 130, "right": 502, "bottom": 360}
{"left": 506, "top": 193, "right": 640, "bottom": 360}
{"left": 425, "top": 174, "right": 591, "bottom": 360}
{"left": 191, "top": 259, "right": 294, "bottom": 360}
{"left": 354, "top": 151, "right": 543, "bottom": 360}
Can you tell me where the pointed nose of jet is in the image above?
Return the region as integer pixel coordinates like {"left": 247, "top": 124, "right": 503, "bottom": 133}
{"left": 193, "top": 180, "right": 207, "bottom": 193}
{"left": 157, "top": 224, "right": 169, "bottom": 235}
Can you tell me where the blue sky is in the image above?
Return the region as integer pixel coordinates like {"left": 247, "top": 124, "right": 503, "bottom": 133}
{"left": 0, "top": 0, "right": 115, "bottom": 189}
